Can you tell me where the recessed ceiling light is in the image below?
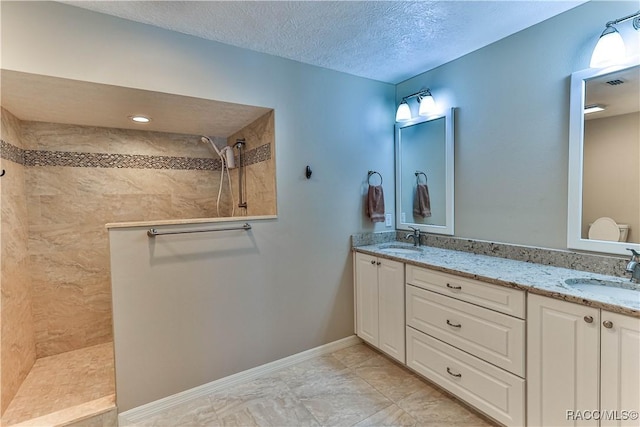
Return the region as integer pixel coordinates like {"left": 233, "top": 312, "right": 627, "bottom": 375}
{"left": 129, "top": 115, "right": 151, "bottom": 123}
{"left": 584, "top": 104, "right": 605, "bottom": 114}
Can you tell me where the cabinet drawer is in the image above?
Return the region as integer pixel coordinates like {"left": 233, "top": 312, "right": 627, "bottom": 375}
{"left": 407, "top": 327, "right": 525, "bottom": 427}
{"left": 406, "top": 265, "right": 525, "bottom": 318}
{"left": 406, "top": 285, "right": 525, "bottom": 376}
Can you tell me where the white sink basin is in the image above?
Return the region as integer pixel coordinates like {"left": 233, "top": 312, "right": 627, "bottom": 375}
{"left": 565, "top": 278, "right": 640, "bottom": 301}
{"left": 378, "top": 245, "right": 423, "bottom": 255}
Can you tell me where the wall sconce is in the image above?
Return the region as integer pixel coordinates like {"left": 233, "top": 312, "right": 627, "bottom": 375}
{"left": 395, "top": 89, "right": 437, "bottom": 122}
{"left": 590, "top": 10, "right": 640, "bottom": 68}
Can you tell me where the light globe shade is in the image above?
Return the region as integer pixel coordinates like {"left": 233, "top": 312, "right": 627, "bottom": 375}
{"left": 590, "top": 27, "right": 626, "bottom": 68}
{"left": 395, "top": 101, "right": 411, "bottom": 122}
{"left": 418, "top": 94, "right": 437, "bottom": 116}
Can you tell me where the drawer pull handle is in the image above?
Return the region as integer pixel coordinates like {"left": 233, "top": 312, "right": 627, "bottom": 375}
{"left": 376, "top": 261, "right": 381, "bottom": 266}
{"left": 584, "top": 316, "right": 593, "bottom": 323}
{"left": 446, "top": 367, "right": 462, "bottom": 378}
{"left": 603, "top": 320, "right": 613, "bottom": 329}
{"left": 446, "top": 319, "right": 462, "bottom": 328}
{"left": 446, "top": 283, "right": 462, "bottom": 290}
{"left": 370, "top": 260, "right": 376, "bottom": 265}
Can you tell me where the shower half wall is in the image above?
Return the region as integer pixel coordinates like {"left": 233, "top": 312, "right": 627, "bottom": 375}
{"left": 0, "top": 106, "right": 274, "bottom": 423}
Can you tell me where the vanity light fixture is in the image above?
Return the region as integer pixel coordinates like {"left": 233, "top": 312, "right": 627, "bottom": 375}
{"left": 395, "top": 89, "right": 437, "bottom": 122}
{"left": 395, "top": 99, "right": 412, "bottom": 122}
{"left": 584, "top": 104, "right": 606, "bottom": 114}
{"left": 590, "top": 10, "right": 640, "bottom": 68}
{"left": 129, "top": 115, "right": 151, "bottom": 124}
{"left": 418, "top": 90, "right": 437, "bottom": 116}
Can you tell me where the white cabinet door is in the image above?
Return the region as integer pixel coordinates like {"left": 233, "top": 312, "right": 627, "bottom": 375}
{"left": 600, "top": 311, "right": 640, "bottom": 427}
{"left": 527, "top": 294, "right": 600, "bottom": 427}
{"left": 378, "top": 259, "right": 405, "bottom": 362}
{"left": 355, "top": 252, "right": 379, "bottom": 346}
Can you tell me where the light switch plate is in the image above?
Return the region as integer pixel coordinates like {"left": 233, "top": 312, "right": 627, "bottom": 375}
{"left": 385, "top": 213, "right": 392, "bottom": 227}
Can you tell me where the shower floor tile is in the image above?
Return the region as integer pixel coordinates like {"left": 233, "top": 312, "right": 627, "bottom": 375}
{"left": 2, "top": 342, "right": 115, "bottom": 426}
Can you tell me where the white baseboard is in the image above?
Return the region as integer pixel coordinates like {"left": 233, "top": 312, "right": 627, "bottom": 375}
{"left": 118, "top": 335, "right": 362, "bottom": 425}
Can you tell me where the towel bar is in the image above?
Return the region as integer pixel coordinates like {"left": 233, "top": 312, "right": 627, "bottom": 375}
{"left": 147, "top": 223, "right": 251, "bottom": 237}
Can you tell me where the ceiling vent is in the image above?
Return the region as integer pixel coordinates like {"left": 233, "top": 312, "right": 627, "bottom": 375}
{"left": 606, "top": 79, "right": 625, "bottom": 85}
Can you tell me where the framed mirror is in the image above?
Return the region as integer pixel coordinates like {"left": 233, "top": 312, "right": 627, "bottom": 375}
{"left": 567, "top": 61, "right": 640, "bottom": 255}
{"left": 395, "top": 108, "right": 455, "bottom": 235}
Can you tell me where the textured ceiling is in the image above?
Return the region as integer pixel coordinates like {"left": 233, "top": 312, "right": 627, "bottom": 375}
{"left": 61, "top": 1, "right": 588, "bottom": 84}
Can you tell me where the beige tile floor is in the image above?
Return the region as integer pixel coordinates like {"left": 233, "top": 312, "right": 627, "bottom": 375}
{"left": 2, "top": 342, "right": 115, "bottom": 426}
{"left": 128, "top": 343, "right": 497, "bottom": 427}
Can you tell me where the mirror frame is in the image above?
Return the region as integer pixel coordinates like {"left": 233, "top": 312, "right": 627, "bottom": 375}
{"left": 567, "top": 60, "right": 640, "bottom": 256}
{"left": 395, "top": 108, "right": 455, "bottom": 235}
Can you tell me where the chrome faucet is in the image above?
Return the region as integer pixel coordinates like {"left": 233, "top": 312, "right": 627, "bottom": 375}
{"left": 626, "top": 249, "right": 640, "bottom": 283}
{"left": 405, "top": 226, "right": 422, "bottom": 247}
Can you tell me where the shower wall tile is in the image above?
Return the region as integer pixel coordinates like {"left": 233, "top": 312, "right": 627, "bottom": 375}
{"left": 28, "top": 224, "right": 108, "bottom": 255}
{"left": 245, "top": 160, "right": 277, "bottom": 216}
{"left": 22, "top": 121, "right": 213, "bottom": 158}
{"left": 227, "top": 110, "right": 277, "bottom": 216}
{"left": 0, "top": 109, "right": 36, "bottom": 414}
{"left": 171, "top": 194, "right": 218, "bottom": 219}
{"left": 1, "top": 107, "right": 24, "bottom": 149}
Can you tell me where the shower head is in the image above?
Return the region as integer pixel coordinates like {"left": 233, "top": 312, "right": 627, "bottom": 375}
{"left": 201, "top": 136, "right": 222, "bottom": 156}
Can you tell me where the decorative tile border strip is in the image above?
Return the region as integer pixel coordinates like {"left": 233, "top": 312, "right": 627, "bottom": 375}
{"left": 0, "top": 139, "right": 271, "bottom": 171}
{"left": 25, "top": 150, "right": 222, "bottom": 170}
{"left": 0, "top": 139, "right": 25, "bottom": 165}
{"left": 244, "top": 143, "right": 271, "bottom": 167}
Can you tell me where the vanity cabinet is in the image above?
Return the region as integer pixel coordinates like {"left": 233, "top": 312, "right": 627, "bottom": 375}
{"left": 405, "top": 265, "right": 526, "bottom": 427}
{"left": 528, "top": 294, "right": 640, "bottom": 427}
{"left": 354, "top": 252, "right": 405, "bottom": 362}
{"left": 601, "top": 311, "right": 640, "bottom": 427}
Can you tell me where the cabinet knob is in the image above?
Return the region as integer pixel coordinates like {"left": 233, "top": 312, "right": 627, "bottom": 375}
{"left": 446, "top": 319, "right": 462, "bottom": 328}
{"left": 446, "top": 283, "right": 462, "bottom": 290}
{"left": 603, "top": 320, "right": 613, "bottom": 329}
{"left": 376, "top": 261, "right": 381, "bottom": 266}
{"left": 371, "top": 260, "right": 376, "bottom": 265}
{"left": 446, "top": 367, "right": 462, "bottom": 378}
{"left": 584, "top": 316, "right": 593, "bottom": 323}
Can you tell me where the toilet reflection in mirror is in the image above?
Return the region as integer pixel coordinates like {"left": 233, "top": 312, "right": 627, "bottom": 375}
{"left": 581, "top": 66, "right": 639, "bottom": 244}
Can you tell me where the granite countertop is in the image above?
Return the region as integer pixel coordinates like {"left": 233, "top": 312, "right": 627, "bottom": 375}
{"left": 354, "top": 242, "right": 640, "bottom": 318}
